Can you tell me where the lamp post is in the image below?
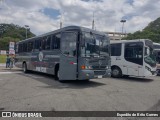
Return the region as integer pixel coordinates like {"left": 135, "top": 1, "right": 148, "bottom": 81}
{"left": 24, "top": 25, "right": 29, "bottom": 39}
{"left": 120, "top": 19, "right": 126, "bottom": 34}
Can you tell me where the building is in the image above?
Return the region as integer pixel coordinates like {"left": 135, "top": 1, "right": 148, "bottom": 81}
{"left": 104, "top": 32, "right": 128, "bottom": 40}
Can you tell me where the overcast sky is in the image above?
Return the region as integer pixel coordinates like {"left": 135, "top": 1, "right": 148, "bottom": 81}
{"left": 0, "top": 0, "right": 160, "bottom": 35}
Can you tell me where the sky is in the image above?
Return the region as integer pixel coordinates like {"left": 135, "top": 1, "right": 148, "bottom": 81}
{"left": 0, "top": 0, "right": 160, "bottom": 35}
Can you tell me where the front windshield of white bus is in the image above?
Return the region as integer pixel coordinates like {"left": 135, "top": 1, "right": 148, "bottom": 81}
{"left": 81, "top": 32, "right": 110, "bottom": 58}
{"left": 144, "top": 40, "right": 156, "bottom": 67}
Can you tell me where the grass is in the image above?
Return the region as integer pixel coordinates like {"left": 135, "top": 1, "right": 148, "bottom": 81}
{"left": 0, "top": 55, "right": 6, "bottom": 63}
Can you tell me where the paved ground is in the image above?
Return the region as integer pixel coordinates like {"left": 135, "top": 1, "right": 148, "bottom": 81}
{"left": 0, "top": 66, "right": 160, "bottom": 120}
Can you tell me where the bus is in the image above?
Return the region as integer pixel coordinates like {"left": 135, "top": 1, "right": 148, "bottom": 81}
{"left": 15, "top": 26, "right": 111, "bottom": 81}
{"left": 153, "top": 42, "right": 160, "bottom": 75}
{"left": 110, "top": 39, "right": 157, "bottom": 78}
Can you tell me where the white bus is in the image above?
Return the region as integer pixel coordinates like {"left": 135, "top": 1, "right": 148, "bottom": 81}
{"left": 15, "top": 26, "right": 111, "bottom": 81}
{"left": 153, "top": 42, "right": 160, "bottom": 75}
{"left": 110, "top": 39, "right": 157, "bottom": 78}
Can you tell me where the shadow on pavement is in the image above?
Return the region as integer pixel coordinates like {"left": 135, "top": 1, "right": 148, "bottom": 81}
{"left": 17, "top": 71, "right": 106, "bottom": 89}
{"left": 112, "top": 76, "right": 154, "bottom": 83}
{"left": 0, "top": 67, "right": 22, "bottom": 72}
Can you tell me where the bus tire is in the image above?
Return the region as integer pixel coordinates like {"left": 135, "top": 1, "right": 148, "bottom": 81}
{"left": 111, "top": 67, "right": 122, "bottom": 78}
{"left": 23, "top": 63, "right": 28, "bottom": 73}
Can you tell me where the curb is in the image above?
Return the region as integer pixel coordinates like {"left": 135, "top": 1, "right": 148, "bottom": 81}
{"left": 0, "top": 64, "right": 5, "bottom": 67}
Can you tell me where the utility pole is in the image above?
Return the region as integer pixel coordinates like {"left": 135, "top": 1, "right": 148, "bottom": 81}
{"left": 59, "top": 14, "right": 63, "bottom": 28}
{"left": 92, "top": 12, "right": 95, "bottom": 30}
{"left": 24, "top": 25, "right": 29, "bottom": 39}
{"left": 120, "top": 19, "right": 126, "bottom": 34}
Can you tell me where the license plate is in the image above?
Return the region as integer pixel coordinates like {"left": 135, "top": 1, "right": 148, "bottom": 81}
{"left": 98, "top": 75, "right": 102, "bottom": 78}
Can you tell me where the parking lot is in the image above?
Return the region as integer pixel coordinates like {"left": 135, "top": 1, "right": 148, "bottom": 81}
{"left": 0, "top": 66, "right": 160, "bottom": 120}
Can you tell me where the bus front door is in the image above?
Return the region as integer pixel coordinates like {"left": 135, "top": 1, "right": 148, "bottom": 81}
{"left": 59, "top": 32, "right": 78, "bottom": 80}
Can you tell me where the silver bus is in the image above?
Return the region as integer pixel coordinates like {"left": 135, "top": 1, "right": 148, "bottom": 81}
{"left": 15, "top": 26, "right": 111, "bottom": 81}
{"left": 153, "top": 42, "right": 160, "bottom": 75}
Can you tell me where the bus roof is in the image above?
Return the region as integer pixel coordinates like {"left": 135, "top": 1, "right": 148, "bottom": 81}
{"left": 18, "top": 26, "right": 107, "bottom": 43}
{"left": 153, "top": 42, "right": 160, "bottom": 45}
{"left": 110, "top": 39, "right": 151, "bottom": 44}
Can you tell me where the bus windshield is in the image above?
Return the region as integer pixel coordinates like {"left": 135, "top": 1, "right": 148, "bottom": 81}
{"left": 81, "top": 32, "right": 109, "bottom": 58}
{"left": 144, "top": 46, "right": 156, "bottom": 67}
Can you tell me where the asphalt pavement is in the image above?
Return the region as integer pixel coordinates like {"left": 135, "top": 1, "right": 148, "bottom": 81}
{"left": 0, "top": 66, "right": 159, "bottom": 120}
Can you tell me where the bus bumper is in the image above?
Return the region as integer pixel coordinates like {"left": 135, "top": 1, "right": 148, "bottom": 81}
{"left": 79, "top": 69, "right": 111, "bottom": 80}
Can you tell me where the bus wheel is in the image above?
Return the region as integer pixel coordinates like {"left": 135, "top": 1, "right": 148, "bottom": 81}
{"left": 23, "top": 63, "right": 28, "bottom": 73}
{"left": 111, "top": 67, "right": 122, "bottom": 78}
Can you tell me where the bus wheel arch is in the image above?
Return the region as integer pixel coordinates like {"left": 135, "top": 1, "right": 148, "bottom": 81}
{"left": 111, "top": 65, "right": 122, "bottom": 78}
{"left": 22, "top": 62, "right": 28, "bottom": 73}
{"left": 55, "top": 64, "right": 59, "bottom": 80}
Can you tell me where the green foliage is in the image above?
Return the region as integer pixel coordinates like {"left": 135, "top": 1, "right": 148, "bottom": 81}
{"left": 122, "top": 17, "right": 160, "bottom": 43}
{"left": 0, "top": 23, "right": 35, "bottom": 50}
{"left": 0, "top": 55, "right": 6, "bottom": 63}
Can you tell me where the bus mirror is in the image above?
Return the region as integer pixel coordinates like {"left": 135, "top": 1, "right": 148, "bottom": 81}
{"left": 146, "top": 48, "right": 150, "bottom": 55}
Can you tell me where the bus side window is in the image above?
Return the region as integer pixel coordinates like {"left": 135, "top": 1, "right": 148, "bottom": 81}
{"left": 55, "top": 34, "right": 60, "bottom": 49}
{"left": 111, "top": 43, "right": 121, "bottom": 56}
{"left": 124, "top": 42, "right": 143, "bottom": 65}
{"left": 46, "top": 36, "right": 51, "bottom": 50}
{"left": 16, "top": 44, "right": 19, "bottom": 53}
{"left": 51, "top": 34, "right": 60, "bottom": 49}
{"left": 20, "top": 44, "right": 23, "bottom": 53}
{"left": 61, "top": 32, "right": 77, "bottom": 57}
{"left": 42, "top": 38, "right": 46, "bottom": 50}
{"left": 28, "top": 41, "right": 34, "bottom": 52}
{"left": 34, "top": 39, "right": 41, "bottom": 51}
{"left": 23, "top": 42, "right": 27, "bottom": 52}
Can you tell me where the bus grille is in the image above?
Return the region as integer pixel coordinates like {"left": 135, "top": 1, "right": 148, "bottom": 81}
{"left": 92, "top": 66, "right": 106, "bottom": 70}
{"left": 94, "top": 70, "right": 106, "bottom": 76}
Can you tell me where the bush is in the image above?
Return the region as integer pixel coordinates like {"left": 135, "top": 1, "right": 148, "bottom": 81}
{"left": 0, "top": 55, "right": 6, "bottom": 63}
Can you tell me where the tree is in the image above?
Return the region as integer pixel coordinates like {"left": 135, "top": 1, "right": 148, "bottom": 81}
{"left": 122, "top": 17, "right": 160, "bottom": 43}
{"left": 0, "top": 23, "right": 35, "bottom": 50}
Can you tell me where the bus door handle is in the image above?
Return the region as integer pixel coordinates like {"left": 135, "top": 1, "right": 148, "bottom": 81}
{"left": 123, "top": 65, "right": 127, "bottom": 67}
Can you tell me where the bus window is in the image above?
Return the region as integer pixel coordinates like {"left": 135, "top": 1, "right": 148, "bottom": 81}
{"left": 46, "top": 36, "right": 51, "bottom": 50}
{"left": 23, "top": 43, "right": 27, "bottom": 52}
{"left": 16, "top": 44, "right": 19, "bottom": 53}
{"left": 52, "top": 34, "right": 60, "bottom": 49}
{"left": 124, "top": 42, "right": 143, "bottom": 65}
{"left": 35, "top": 39, "right": 41, "bottom": 51}
{"left": 28, "top": 41, "right": 34, "bottom": 52}
{"left": 42, "top": 38, "right": 46, "bottom": 50}
{"left": 111, "top": 43, "right": 121, "bottom": 56}
{"left": 61, "top": 32, "right": 77, "bottom": 56}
